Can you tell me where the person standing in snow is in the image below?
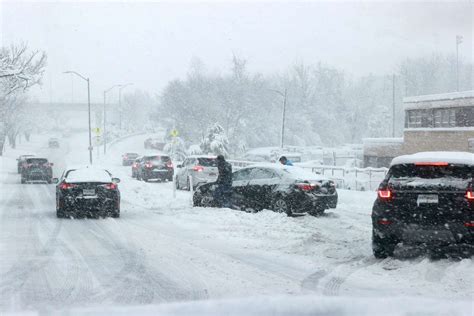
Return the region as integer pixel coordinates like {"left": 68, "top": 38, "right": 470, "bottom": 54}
{"left": 279, "top": 156, "right": 293, "bottom": 166}
{"left": 214, "top": 154, "right": 233, "bottom": 208}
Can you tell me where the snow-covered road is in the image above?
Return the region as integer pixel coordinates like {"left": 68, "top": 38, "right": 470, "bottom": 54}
{"left": 0, "top": 133, "right": 472, "bottom": 315}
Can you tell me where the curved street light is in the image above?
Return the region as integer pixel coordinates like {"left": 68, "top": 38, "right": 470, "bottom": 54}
{"left": 63, "top": 70, "right": 93, "bottom": 164}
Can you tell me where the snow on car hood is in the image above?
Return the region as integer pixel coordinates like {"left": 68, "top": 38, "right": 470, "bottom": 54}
{"left": 65, "top": 168, "right": 112, "bottom": 183}
{"left": 391, "top": 151, "right": 474, "bottom": 166}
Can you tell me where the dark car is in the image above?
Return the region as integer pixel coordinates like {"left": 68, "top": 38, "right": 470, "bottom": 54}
{"left": 55, "top": 167, "right": 121, "bottom": 218}
{"left": 21, "top": 158, "right": 53, "bottom": 183}
{"left": 193, "top": 164, "right": 337, "bottom": 216}
{"left": 48, "top": 138, "right": 60, "bottom": 148}
{"left": 131, "top": 156, "right": 143, "bottom": 178}
{"left": 372, "top": 152, "right": 474, "bottom": 258}
{"left": 122, "top": 152, "right": 139, "bottom": 166}
{"left": 137, "top": 154, "right": 174, "bottom": 182}
{"left": 17, "top": 154, "right": 35, "bottom": 173}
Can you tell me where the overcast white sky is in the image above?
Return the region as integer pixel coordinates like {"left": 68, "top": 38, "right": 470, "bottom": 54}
{"left": 1, "top": 0, "right": 472, "bottom": 103}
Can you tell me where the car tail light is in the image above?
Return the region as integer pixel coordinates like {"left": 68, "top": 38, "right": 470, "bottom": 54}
{"left": 377, "top": 219, "right": 392, "bottom": 225}
{"left": 102, "top": 183, "right": 117, "bottom": 190}
{"left": 296, "top": 183, "right": 316, "bottom": 191}
{"left": 415, "top": 162, "right": 449, "bottom": 166}
{"left": 378, "top": 189, "right": 392, "bottom": 200}
{"left": 60, "top": 182, "right": 76, "bottom": 190}
{"left": 465, "top": 189, "right": 474, "bottom": 201}
{"left": 145, "top": 162, "right": 153, "bottom": 168}
{"left": 193, "top": 165, "right": 204, "bottom": 172}
{"left": 167, "top": 162, "right": 174, "bottom": 168}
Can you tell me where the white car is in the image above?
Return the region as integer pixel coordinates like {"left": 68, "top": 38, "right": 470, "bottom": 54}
{"left": 175, "top": 155, "right": 218, "bottom": 190}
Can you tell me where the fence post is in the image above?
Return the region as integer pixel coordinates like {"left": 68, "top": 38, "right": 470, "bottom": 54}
{"left": 189, "top": 175, "right": 194, "bottom": 207}
{"left": 172, "top": 174, "right": 177, "bottom": 199}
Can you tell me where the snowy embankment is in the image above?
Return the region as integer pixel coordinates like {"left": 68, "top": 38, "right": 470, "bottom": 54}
{"left": 0, "top": 133, "right": 472, "bottom": 315}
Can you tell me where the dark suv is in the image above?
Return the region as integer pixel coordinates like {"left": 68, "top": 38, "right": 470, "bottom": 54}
{"left": 372, "top": 152, "right": 474, "bottom": 258}
{"left": 21, "top": 158, "right": 54, "bottom": 183}
{"left": 137, "top": 154, "right": 174, "bottom": 182}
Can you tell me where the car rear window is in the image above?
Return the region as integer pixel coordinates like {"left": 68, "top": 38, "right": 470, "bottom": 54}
{"left": 197, "top": 158, "right": 217, "bottom": 167}
{"left": 390, "top": 164, "right": 473, "bottom": 179}
{"left": 26, "top": 158, "right": 48, "bottom": 164}
{"left": 144, "top": 156, "right": 170, "bottom": 163}
{"left": 126, "top": 153, "right": 139, "bottom": 158}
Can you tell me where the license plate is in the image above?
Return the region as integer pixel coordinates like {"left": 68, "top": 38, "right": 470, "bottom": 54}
{"left": 83, "top": 189, "right": 96, "bottom": 196}
{"left": 209, "top": 173, "right": 216, "bottom": 176}
{"left": 417, "top": 194, "right": 438, "bottom": 205}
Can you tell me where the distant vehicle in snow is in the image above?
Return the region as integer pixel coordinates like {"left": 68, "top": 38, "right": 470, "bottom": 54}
{"left": 144, "top": 138, "right": 166, "bottom": 150}
{"left": 48, "top": 138, "right": 60, "bottom": 148}
{"left": 193, "top": 164, "right": 338, "bottom": 216}
{"left": 21, "top": 157, "right": 53, "bottom": 184}
{"left": 54, "top": 166, "right": 121, "bottom": 218}
{"left": 175, "top": 155, "right": 218, "bottom": 190}
{"left": 122, "top": 152, "right": 139, "bottom": 166}
{"left": 136, "top": 154, "right": 174, "bottom": 182}
{"left": 372, "top": 152, "right": 474, "bottom": 258}
{"left": 17, "top": 154, "right": 35, "bottom": 173}
{"left": 131, "top": 156, "right": 143, "bottom": 178}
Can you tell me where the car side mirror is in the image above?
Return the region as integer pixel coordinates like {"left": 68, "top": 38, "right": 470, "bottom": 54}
{"left": 112, "top": 177, "right": 121, "bottom": 183}
{"left": 52, "top": 178, "right": 59, "bottom": 184}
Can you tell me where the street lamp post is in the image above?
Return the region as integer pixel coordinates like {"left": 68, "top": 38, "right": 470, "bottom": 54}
{"left": 456, "top": 35, "right": 463, "bottom": 91}
{"left": 63, "top": 70, "right": 93, "bottom": 164}
{"left": 269, "top": 88, "right": 288, "bottom": 148}
{"left": 118, "top": 83, "right": 133, "bottom": 131}
{"left": 103, "top": 85, "right": 121, "bottom": 154}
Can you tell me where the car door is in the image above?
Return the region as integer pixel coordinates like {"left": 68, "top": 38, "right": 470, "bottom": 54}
{"left": 247, "top": 168, "right": 281, "bottom": 209}
{"left": 231, "top": 168, "right": 253, "bottom": 208}
{"left": 177, "top": 159, "right": 188, "bottom": 185}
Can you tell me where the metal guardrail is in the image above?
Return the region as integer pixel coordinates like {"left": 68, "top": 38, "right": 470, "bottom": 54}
{"left": 227, "top": 159, "right": 388, "bottom": 191}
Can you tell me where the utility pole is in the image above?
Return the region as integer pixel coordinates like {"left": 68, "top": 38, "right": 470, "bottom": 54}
{"left": 63, "top": 70, "right": 93, "bottom": 164}
{"left": 268, "top": 88, "right": 288, "bottom": 149}
{"left": 456, "top": 35, "right": 463, "bottom": 91}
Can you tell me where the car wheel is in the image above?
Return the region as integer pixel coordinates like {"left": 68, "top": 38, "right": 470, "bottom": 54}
{"left": 308, "top": 207, "right": 325, "bottom": 216}
{"left": 272, "top": 197, "right": 292, "bottom": 216}
{"left": 175, "top": 177, "right": 181, "bottom": 190}
{"left": 372, "top": 230, "right": 397, "bottom": 259}
{"left": 111, "top": 210, "right": 120, "bottom": 218}
{"left": 21, "top": 177, "right": 26, "bottom": 184}
{"left": 187, "top": 177, "right": 191, "bottom": 191}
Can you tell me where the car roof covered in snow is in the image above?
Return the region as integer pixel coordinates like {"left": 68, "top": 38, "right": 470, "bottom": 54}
{"left": 240, "top": 163, "right": 330, "bottom": 181}
{"left": 187, "top": 155, "right": 217, "bottom": 159}
{"left": 65, "top": 167, "right": 113, "bottom": 183}
{"left": 391, "top": 152, "right": 474, "bottom": 167}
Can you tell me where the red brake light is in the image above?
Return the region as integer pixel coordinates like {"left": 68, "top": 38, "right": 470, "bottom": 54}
{"left": 102, "top": 183, "right": 117, "bottom": 190}
{"left": 378, "top": 189, "right": 392, "bottom": 199}
{"left": 415, "top": 162, "right": 449, "bottom": 166}
{"left": 60, "top": 182, "right": 76, "bottom": 190}
{"left": 465, "top": 190, "right": 474, "bottom": 201}
{"left": 464, "top": 221, "right": 474, "bottom": 227}
{"left": 193, "top": 165, "right": 204, "bottom": 172}
{"left": 297, "top": 183, "right": 316, "bottom": 191}
{"left": 145, "top": 162, "right": 153, "bottom": 168}
{"left": 167, "top": 162, "right": 174, "bottom": 168}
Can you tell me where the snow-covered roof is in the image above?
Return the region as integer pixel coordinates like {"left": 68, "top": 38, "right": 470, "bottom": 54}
{"left": 403, "top": 90, "right": 474, "bottom": 104}
{"left": 240, "top": 163, "right": 329, "bottom": 181}
{"left": 186, "top": 155, "right": 217, "bottom": 159}
{"left": 363, "top": 138, "right": 404, "bottom": 145}
{"left": 65, "top": 167, "right": 113, "bottom": 183}
{"left": 391, "top": 151, "right": 474, "bottom": 166}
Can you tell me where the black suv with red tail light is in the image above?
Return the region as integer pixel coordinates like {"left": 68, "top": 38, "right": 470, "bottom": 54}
{"left": 55, "top": 167, "right": 121, "bottom": 218}
{"left": 122, "top": 152, "right": 139, "bottom": 166}
{"left": 372, "top": 152, "right": 474, "bottom": 258}
{"left": 21, "top": 157, "right": 54, "bottom": 183}
{"left": 137, "top": 154, "right": 174, "bottom": 182}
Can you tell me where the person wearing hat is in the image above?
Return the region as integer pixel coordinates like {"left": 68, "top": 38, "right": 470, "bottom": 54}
{"left": 214, "top": 154, "right": 233, "bottom": 208}
{"left": 279, "top": 156, "right": 293, "bottom": 166}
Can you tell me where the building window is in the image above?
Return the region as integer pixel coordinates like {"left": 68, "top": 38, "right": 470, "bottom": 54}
{"left": 434, "top": 109, "right": 456, "bottom": 127}
{"left": 408, "top": 110, "right": 422, "bottom": 128}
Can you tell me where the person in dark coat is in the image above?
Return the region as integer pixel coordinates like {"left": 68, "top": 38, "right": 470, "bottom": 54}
{"left": 214, "top": 154, "right": 233, "bottom": 208}
{"left": 279, "top": 156, "right": 294, "bottom": 166}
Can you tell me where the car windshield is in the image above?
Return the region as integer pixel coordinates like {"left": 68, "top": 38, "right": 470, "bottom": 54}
{"left": 197, "top": 158, "right": 217, "bottom": 167}
{"left": 26, "top": 158, "right": 48, "bottom": 164}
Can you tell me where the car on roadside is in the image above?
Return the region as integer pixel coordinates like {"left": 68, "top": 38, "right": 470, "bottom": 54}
{"left": 372, "top": 152, "right": 474, "bottom": 259}
{"left": 136, "top": 154, "right": 174, "bottom": 182}
{"left": 193, "top": 164, "right": 337, "bottom": 216}
{"left": 122, "top": 152, "right": 139, "bottom": 166}
{"left": 48, "top": 138, "right": 60, "bottom": 148}
{"left": 175, "top": 155, "right": 218, "bottom": 190}
{"left": 55, "top": 166, "right": 121, "bottom": 218}
{"left": 21, "top": 157, "right": 54, "bottom": 184}
{"left": 17, "top": 154, "right": 36, "bottom": 173}
{"left": 131, "top": 156, "right": 143, "bottom": 178}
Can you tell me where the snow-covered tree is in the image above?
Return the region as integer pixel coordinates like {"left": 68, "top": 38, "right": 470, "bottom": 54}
{"left": 164, "top": 136, "right": 187, "bottom": 162}
{"left": 200, "top": 123, "right": 229, "bottom": 157}
{"left": 188, "top": 144, "right": 202, "bottom": 155}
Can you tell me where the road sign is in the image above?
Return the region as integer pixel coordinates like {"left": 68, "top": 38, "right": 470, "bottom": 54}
{"left": 92, "top": 127, "right": 101, "bottom": 135}
{"left": 170, "top": 129, "right": 179, "bottom": 137}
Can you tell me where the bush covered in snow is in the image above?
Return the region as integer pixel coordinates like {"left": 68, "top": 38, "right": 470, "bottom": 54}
{"left": 200, "top": 123, "right": 229, "bottom": 157}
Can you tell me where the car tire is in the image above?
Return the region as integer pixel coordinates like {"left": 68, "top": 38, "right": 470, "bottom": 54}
{"left": 309, "top": 207, "right": 325, "bottom": 216}
{"left": 111, "top": 210, "right": 120, "bottom": 218}
{"left": 372, "top": 230, "right": 397, "bottom": 259}
{"left": 175, "top": 178, "right": 181, "bottom": 190}
{"left": 21, "top": 177, "right": 26, "bottom": 184}
{"left": 272, "top": 197, "right": 292, "bottom": 216}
